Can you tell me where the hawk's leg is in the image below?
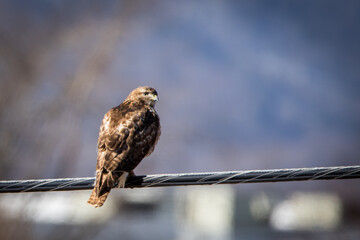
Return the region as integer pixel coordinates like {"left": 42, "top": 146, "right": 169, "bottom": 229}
{"left": 129, "top": 170, "right": 135, "bottom": 177}
{"left": 128, "top": 170, "right": 136, "bottom": 189}
{"left": 116, "top": 172, "right": 129, "bottom": 188}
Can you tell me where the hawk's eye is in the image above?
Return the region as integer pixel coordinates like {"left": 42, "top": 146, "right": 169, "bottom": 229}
{"left": 144, "top": 92, "right": 149, "bottom": 96}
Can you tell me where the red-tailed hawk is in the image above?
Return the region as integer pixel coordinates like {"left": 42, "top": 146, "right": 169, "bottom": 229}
{"left": 88, "top": 86, "right": 161, "bottom": 207}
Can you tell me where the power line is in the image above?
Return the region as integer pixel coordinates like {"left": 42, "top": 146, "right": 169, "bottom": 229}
{"left": 0, "top": 165, "right": 359, "bottom": 193}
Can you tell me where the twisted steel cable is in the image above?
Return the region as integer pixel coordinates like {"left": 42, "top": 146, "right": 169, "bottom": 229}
{"left": 0, "top": 165, "right": 359, "bottom": 193}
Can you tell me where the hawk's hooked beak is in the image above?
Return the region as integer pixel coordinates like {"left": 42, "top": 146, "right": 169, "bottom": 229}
{"left": 152, "top": 94, "right": 159, "bottom": 102}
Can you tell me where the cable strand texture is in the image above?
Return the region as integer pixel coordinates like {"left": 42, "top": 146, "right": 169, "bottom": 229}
{"left": 0, "top": 166, "right": 359, "bottom": 193}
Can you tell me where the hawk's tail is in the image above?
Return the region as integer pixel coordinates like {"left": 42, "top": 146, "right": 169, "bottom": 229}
{"left": 87, "top": 170, "right": 127, "bottom": 208}
{"left": 87, "top": 188, "right": 110, "bottom": 208}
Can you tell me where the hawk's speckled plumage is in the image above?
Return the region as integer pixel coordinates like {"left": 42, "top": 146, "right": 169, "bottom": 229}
{"left": 88, "top": 86, "right": 161, "bottom": 207}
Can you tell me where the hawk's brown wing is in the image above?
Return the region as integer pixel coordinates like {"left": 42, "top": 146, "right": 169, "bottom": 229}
{"left": 96, "top": 108, "right": 130, "bottom": 172}
{"left": 88, "top": 107, "right": 131, "bottom": 207}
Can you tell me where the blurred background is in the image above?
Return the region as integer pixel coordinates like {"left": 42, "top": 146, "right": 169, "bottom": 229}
{"left": 0, "top": 0, "right": 360, "bottom": 239}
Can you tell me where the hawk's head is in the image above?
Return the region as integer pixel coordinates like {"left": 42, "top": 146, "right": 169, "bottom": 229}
{"left": 127, "top": 86, "right": 159, "bottom": 107}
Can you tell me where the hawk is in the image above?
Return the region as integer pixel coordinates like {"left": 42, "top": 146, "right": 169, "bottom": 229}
{"left": 88, "top": 86, "right": 161, "bottom": 207}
